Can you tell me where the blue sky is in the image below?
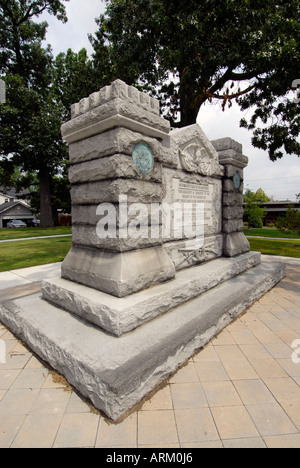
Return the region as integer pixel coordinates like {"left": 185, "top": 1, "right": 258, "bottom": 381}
{"left": 40, "top": 0, "right": 300, "bottom": 201}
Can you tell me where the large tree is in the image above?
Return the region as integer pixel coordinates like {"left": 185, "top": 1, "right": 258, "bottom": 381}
{"left": 0, "top": 1, "right": 104, "bottom": 227}
{"left": 91, "top": 0, "right": 300, "bottom": 161}
{"left": 244, "top": 188, "right": 270, "bottom": 228}
{"left": 0, "top": 0, "right": 70, "bottom": 227}
{"left": 52, "top": 48, "right": 101, "bottom": 122}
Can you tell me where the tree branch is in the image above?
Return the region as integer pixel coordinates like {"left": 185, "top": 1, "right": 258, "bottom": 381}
{"left": 195, "top": 67, "right": 234, "bottom": 108}
{"left": 230, "top": 70, "right": 262, "bottom": 81}
{"left": 212, "top": 84, "right": 256, "bottom": 100}
{"left": 207, "top": 67, "right": 234, "bottom": 96}
{"left": 19, "top": 2, "right": 50, "bottom": 24}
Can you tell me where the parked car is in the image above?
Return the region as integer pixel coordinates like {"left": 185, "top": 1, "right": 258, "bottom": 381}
{"left": 6, "top": 220, "right": 27, "bottom": 228}
{"left": 26, "top": 219, "right": 40, "bottom": 227}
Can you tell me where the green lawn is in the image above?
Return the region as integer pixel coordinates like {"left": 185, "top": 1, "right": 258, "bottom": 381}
{"left": 0, "top": 237, "right": 72, "bottom": 272}
{"left": 243, "top": 227, "right": 300, "bottom": 239}
{"left": 248, "top": 237, "right": 300, "bottom": 258}
{"left": 0, "top": 226, "right": 72, "bottom": 241}
{"left": 0, "top": 228, "right": 299, "bottom": 273}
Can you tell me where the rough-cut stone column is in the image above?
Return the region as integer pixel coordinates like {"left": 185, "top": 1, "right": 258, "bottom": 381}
{"left": 61, "top": 79, "right": 175, "bottom": 297}
{"left": 211, "top": 137, "right": 250, "bottom": 257}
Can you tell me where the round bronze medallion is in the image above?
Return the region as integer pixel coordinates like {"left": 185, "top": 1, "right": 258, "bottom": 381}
{"left": 233, "top": 170, "right": 241, "bottom": 190}
{"left": 132, "top": 142, "right": 154, "bottom": 175}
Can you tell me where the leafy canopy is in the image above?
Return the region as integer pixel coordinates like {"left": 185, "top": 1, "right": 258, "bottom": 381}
{"left": 91, "top": 0, "right": 300, "bottom": 160}
{"left": 276, "top": 206, "right": 300, "bottom": 235}
{"left": 0, "top": 1, "right": 70, "bottom": 226}
{"left": 0, "top": 1, "right": 70, "bottom": 176}
{"left": 244, "top": 188, "right": 270, "bottom": 228}
{"left": 0, "top": 1, "right": 108, "bottom": 226}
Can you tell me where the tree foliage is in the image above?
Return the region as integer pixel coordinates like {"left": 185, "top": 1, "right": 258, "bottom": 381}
{"left": 0, "top": 0, "right": 68, "bottom": 79}
{"left": 91, "top": 0, "right": 300, "bottom": 160}
{"left": 0, "top": 1, "right": 102, "bottom": 226}
{"left": 1, "top": 0, "right": 299, "bottom": 228}
{"left": 0, "top": 0, "right": 70, "bottom": 226}
{"left": 244, "top": 188, "right": 270, "bottom": 228}
{"left": 52, "top": 48, "right": 101, "bottom": 121}
{"left": 275, "top": 206, "right": 300, "bottom": 235}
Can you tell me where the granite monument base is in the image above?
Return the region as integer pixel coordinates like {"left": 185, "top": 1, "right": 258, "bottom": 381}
{"left": 0, "top": 257, "right": 285, "bottom": 421}
{"left": 43, "top": 251, "right": 261, "bottom": 337}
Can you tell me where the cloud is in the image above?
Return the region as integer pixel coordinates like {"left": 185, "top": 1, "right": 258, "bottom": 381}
{"left": 197, "top": 101, "right": 300, "bottom": 200}
{"left": 40, "top": 0, "right": 107, "bottom": 56}
{"left": 39, "top": 1, "right": 300, "bottom": 201}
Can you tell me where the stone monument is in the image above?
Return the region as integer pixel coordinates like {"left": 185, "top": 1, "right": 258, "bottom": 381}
{"left": 0, "top": 80, "right": 285, "bottom": 421}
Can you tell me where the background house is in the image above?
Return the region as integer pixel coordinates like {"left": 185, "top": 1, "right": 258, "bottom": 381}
{"left": 0, "top": 187, "right": 35, "bottom": 227}
{"left": 262, "top": 201, "right": 300, "bottom": 225}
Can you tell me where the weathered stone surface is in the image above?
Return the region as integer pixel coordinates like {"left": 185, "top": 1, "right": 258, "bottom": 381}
{"left": 69, "top": 154, "right": 162, "bottom": 184}
{"left": 0, "top": 260, "right": 285, "bottom": 420}
{"left": 212, "top": 137, "right": 248, "bottom": 169}
{"left": 218, "top": 149, "right": 249, "bottom": 169}
{"left": 223, "top": 205, "right": 244, "bottom": 220}
{"left": 61, "top": 80, "right": 170, "bottom": 144}
{"left": 162, "top": 167, "right": 223, "bottom": 238}
{"left": 159, "top": 138, "right": 179, "bottom": 168}
{"left": 43, "top": 251, "right": 261, "bottom": 336}
{"left": 222, "top": 165, "right": 244, "bottom": 179}
{"left": 223, "top": 192, "right": 244, "bottom": 206}
{"left": 71, "top": 179, "right": 163, "bottom": 205}
{"left": 223, "top": 179, "right": 243, "bottom": 193}
{"left": 223, "top": 232, "right": 250, "bottom": 257}
{"left": 61, "top": 245, "right": 175, "bottom": 297}
{"left": 72, "top": 225, "right": 162, "bottom": 252}
{"left": 164, "top": 234, "right": 223, "bottom": 271}
{"left": 71, "top": 79, "right": 160, "bottom": 119}
{"left": 69, "top": 127, "right": 163, "bottom": 165}
{"left": 72, "top": 203, "right": 162, "bottom": 228}
{"left": 223, "top": 219, "right": 244, "bottom": 234}
{"left": 211, "top": 137, "right": 243, "bottom": 154}
{"left": 167, "top": 124, "right": 224, "bottom": 176}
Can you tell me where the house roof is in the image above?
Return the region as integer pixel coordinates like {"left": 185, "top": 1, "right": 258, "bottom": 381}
{"left": 0, "top": 200, "right": 30, "bottom": 215}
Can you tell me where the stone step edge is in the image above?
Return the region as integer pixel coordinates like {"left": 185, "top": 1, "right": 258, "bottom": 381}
{"left": 0, "top": 261, "right": 286, "bottom": 421}
{"left": 42, "top": 251, "right": 261, "bottom": 337}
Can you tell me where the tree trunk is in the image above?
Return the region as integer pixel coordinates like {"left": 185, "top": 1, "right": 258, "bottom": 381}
{"left": 179, "top": 73, "right": 201, "bottom": 127}
{"left": 180, "top": 103, "right": 200, "bottom": 127}
{"left": 39, "top": 166, "right": 54, "bottom": 228}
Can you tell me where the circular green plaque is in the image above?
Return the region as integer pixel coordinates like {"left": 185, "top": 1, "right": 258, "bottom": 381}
{"left": 233, "top": 171, "right": 241, "bottom": 190}
{"left": 132, "top": 142, "right": 154, "bottom": 175}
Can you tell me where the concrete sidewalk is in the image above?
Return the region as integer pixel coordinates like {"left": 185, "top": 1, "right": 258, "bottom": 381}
{"left": 0, "top": 256, "right": 300, "bottom": 448}
{"left": 0, "top": 234, "right": 72, "bottom": 244}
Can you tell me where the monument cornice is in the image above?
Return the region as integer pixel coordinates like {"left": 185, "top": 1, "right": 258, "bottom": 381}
{"left": 62, "top": 112, "right": 170, "bottom": 144}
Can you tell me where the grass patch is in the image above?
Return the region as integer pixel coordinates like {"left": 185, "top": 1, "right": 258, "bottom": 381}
{"left": 0, "top": 237, "right": 72, "bottom": 272}
{"left": 1, "top": 231, "right": 299, "bottom": 273}
{"left": 243, "top": 227, "right": 300, "bottom": 239}
{"left": 0, "top": 226, "right": 72, "bottom": 241}
{"left": 248, "top": 237, "right": 300, "bottom": 258}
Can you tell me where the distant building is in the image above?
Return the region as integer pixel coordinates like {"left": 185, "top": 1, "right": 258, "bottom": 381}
{"left": 262, "top": 201, "right": 300, "bottom": 225}
{"left": 0, "top": 187, "right": 35, "bottom": 228}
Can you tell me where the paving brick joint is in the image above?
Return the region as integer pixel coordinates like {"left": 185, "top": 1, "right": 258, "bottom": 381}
{"left": 0, "top": 256, "right": 300, "bottom": 448}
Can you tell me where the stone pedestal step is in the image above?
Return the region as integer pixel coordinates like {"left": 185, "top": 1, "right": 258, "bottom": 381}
{"left": 42, "top": 251, "right": 261, "bottom": 336}
{"left": 0, "top": 261, "right": 285, "bottom": 421}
